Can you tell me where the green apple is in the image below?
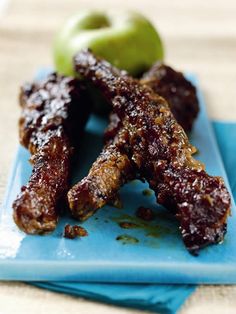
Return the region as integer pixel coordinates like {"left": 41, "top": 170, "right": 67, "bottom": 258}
{"left": 53, "top": 10, "right": 164, "bottom": 77}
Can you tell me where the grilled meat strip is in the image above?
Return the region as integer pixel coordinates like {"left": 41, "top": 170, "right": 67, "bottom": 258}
{"left": 105, "top": 62, "right": 199, "bottom": 142}
{"left": 13, "top": 73, "right": 90, "bottom": 234}
{"left": 72, "top": 50, "right": 231, "bottom": 253}
{"left": 141, "top": 62, "right": 199, "bottom": 132}
{"left": 68, "top": 60, "right": 200, "bottom": 222}
{"left": 68, "top": 142, "right": 135, "bottom": 220}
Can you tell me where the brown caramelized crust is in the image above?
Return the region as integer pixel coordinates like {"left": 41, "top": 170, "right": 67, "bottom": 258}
{"left": 141, "top": 62, "right": 199, "bottom": 132}
{"left": 83, "top": 62, "right": 200, "bottom": 222}
{"left": 63, "top": 224, "right": 88, "bottom": 238}
{"left": 68, "top": 143, "right": 135, "bottom": 221}
{"left": 13, "top": 73, "right": 90, "bottom": 234}
{"left": 105, "top": 62, "right": 199, "bottom": 142}
{"left": 73, "top": 50, "right": 231, "bottom": 254}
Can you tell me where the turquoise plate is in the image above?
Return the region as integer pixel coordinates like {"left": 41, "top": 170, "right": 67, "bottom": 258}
{"left": 0, "top": 72, "right": 235, "bottom": 283}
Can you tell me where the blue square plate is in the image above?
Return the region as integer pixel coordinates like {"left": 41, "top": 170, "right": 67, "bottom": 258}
{"left": 0, "top": 73, "right": 236, "bottom": 283}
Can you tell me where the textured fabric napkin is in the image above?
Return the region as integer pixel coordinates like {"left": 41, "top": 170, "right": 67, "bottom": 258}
{"left": 32, "top": 122, "right": 236, "bottom": 314}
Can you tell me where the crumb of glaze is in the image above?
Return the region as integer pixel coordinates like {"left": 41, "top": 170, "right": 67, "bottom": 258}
{"left": 63, "top": 224, "right": 88, "bottom": 239}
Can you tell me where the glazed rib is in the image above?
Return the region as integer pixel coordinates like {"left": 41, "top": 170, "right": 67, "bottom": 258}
{"left": 68, "top": 142, "right": 135, "bottom": 220}
{"left": 105, "top": 62, "right": 199, "bottom": 143}
{"left": 13, "top": 73, "right": 90, "bottom": 234}
{"left": 70, "top": 61, "right": 200, "bottom": 222}
{"left": 73, "top": 50, "right": 231, "bottom": 253}
{"left": 141, "top": 62, "right": 199, "bottom": 132}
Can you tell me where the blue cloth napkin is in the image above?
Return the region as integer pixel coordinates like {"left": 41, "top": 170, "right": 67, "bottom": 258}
{"left": 31, "top": 121, "right": 236, "bottom": 314}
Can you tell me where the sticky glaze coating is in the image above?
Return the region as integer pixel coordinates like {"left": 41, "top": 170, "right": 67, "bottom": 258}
{"left": 73, "top": 50, "right": 231, "bottom": 253}
{"left": 105, "top": 62, "right": 199, "bottom": 141}
{"left": 68, "top": 143, "right": 135, "bottom": 220}
{"left": 63, "top": 224, "right": 88, "bottom": 238}
{"left": 141, "top": 62, "right": 199, "bottom": 132}
{"left": 70, "top": 62, "right": 200, "bottom": 221}
{"left": 101, "top": 62, "right": 200, "bottom": 212}
{"left": 13, "top": 73, "right": 90, "bottom": 234}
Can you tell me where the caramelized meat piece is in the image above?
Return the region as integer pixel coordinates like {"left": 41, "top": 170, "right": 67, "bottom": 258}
{"left": 104, "top": 112, "right": 123, "bottom": 143}
{"left": 13, "top": 130, "right": 71, "bottom": 234}
{"left": 13, "top": 73, "right": 90, "bottom": 234}
{"left": 101, "top": 62, "right": 199, "bottom": 214}
{"left": 68, "top": 143, "right": 135, "bottom": 220}
{"left": 74, "top": 63, "right": 200, "bottom": 221}
{"left": 63, "top": 224, "right": 88, "bottom": 239}
{"left": 73, "top": 50, "right": 231, "bottom": 253}
{"left": 141, "top": 62, "right": 199, "bottom": 132}
{"left": 105, "top": 62, "right": 199, "bottom": 143}
{"left": 105, "top": 62, "right": 199, "bottom": 141}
